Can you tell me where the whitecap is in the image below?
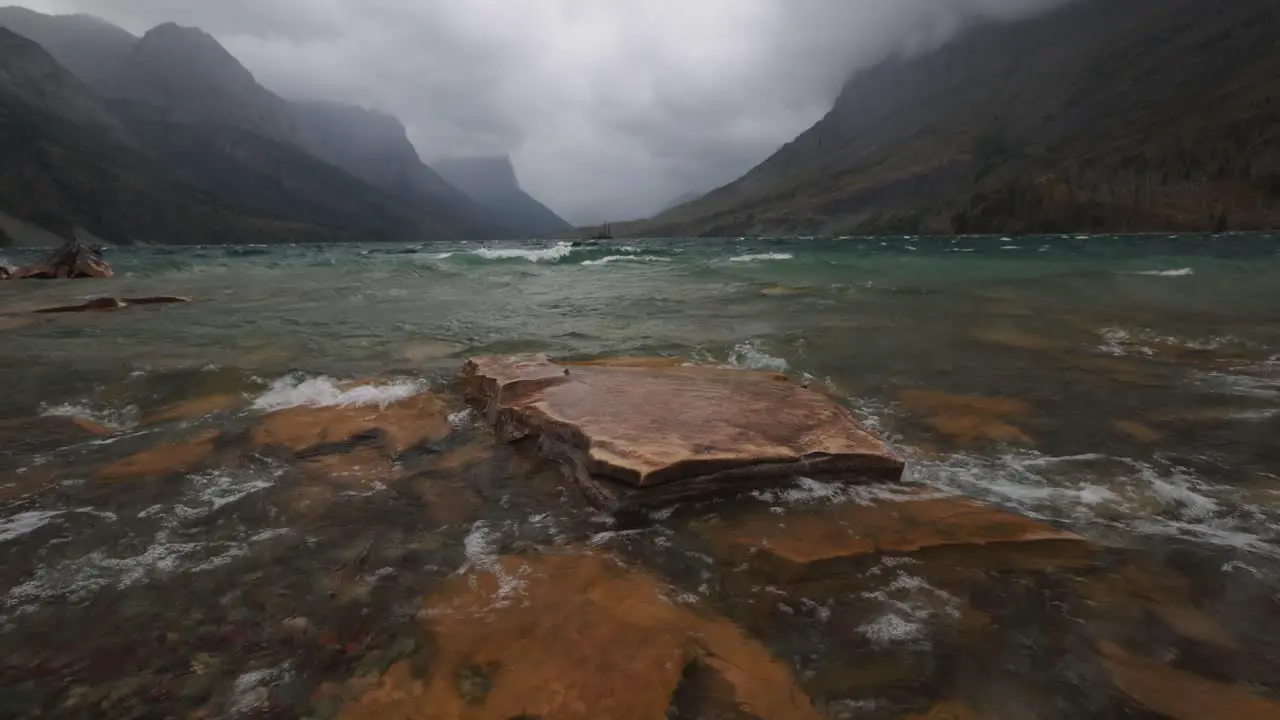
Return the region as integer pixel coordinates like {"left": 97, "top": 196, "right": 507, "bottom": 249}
{"left": 252, "top": 374, "right": 424, "bottom": 411}
{"left": 729, "top": 252, "right": 793, "bottom": 263}
{"left": 728, "top": 340, "right": 790, "bottom": 372}
{"left": 471, "top": 242, "right": 574, "bottom": 263}
{"left": 581, "top": 255, "right": 670, "bottom": 266}
{"left": 38, "top": 402, "right": 139, "bottom": 431}
{"left": 1131, "top": 267, "right": 1195, "bottom": 277}
{"left": 0, "top": 510, "right": 62, "bottom": 544}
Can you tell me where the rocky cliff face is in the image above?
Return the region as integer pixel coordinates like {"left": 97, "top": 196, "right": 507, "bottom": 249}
{"left": 635, "top": 0, "right": 1280, "bottom": 237}
{"left": 434, "top": 155, "right": 570, "bottom": 237}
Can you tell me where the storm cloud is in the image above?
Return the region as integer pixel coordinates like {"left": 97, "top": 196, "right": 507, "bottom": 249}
{"left": 21, "top": 0, "right": 1069, "bottom": 223}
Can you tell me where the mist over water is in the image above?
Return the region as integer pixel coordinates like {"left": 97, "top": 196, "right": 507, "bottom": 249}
{"left": 2, "top": 233, "right": 1279, "bottom": 716}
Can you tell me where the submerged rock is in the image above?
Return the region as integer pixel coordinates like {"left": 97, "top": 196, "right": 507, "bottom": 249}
{"left": 33, "top": 296, "right": 191, "bottom": 314}
{"left": 250, "top": 393, "right": 452, "bottom": 457}
{"left": 460, "top": 354, "right": 904, "bottom": 511}
{"left": 897, "top": 388, "right": 1035, "bottom": 446}
{"left": 97, "top": 429, "right": 220, "bottom": 481}
{"left": 144, "top": 393, "right": 246, "bottom": 425}
{"left": 337, "top": 550, "right": 822, "bottom": 720}
{"left": 1097, "top": 640, "right": 1280, "bottom": 720}
{"left": 8, "top": 239, "right": 113, "bottom": 279}
{"left": 706, "top": 494, "right": 1095, "bottom": 582}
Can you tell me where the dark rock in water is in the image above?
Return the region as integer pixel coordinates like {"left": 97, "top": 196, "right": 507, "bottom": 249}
{"left": 460, "top": 354, "right": 904, "bottom": 512}
{"left": 10, "top": 238, "right": 113, "bottom": 279}
{"left": 0, "top": 260, "right": 15, "bottom": 279}
{"left": 33, "top": 295, "right": 190, "bottom": 313}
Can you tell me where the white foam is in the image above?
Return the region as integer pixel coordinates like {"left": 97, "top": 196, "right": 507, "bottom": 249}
{"left": 909, "top": 449, "right": 1280, "bottom": 557}
{"left": 38, "top": 402, "right": 139, "bottom": 431}
{"left": 455, "top": 521, "right": 528, "bottom": 607}
{"left": 728, "top": 340, "right": 789, "bottom": 372}
{"left": 729, "top": 252, "right": 793, "bottom": 263}
{"left": 252, "top": 374, "right": 424, "bottom": 411}
{"left": 1132, "top": 267, "right": 1195, "bottom": 277}
{"left": 3, "top": 528, "right": 288, "bottom": 618}
{"left": 581, "top": 255, "right": 670, "bottom": 266}
{"left": 472, "top": 242, "right": 573, "bottom": 263}
{"left": 0, "top": 510, "right": 61, "bottom": 543}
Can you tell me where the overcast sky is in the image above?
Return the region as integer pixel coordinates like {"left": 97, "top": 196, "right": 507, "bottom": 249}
{"left": 24, "top": 0, "right": 1067, "bottom": 224}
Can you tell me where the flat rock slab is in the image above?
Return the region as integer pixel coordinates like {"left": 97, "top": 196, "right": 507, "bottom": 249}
{"left": 461, "top": 354, "right": 904, "bottom": 511}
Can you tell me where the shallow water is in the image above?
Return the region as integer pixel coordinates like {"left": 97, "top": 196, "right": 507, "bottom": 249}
{"left": 1, "top": 234, "right": 1279, "bottom": 718}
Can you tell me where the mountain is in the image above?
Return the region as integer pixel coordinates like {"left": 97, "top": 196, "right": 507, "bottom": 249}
{"left": 0, "top": 11, "right": 506, "bottom": 243}
{"left": 0, "top": 6, "right": 134, "bottom": 84}
{"left": 631, "top": 0, "right": 1280, "bottom": 237}
{"left": 291, "top": 100, "right": 506, "bottom": 237}
{"left": 0, "top": 25, "right": 130, "bottom": 141}
{"left": 433, "top": 155, "right": 571, "bottom": 237}
{"left": 99, "top": 22, "right": 299, "bottom": 144}
{"left": 0, "top": 27, "right": 443, "bottom": 245}
{"left": 0, "top": 32, "right": 350, "bottom": 245}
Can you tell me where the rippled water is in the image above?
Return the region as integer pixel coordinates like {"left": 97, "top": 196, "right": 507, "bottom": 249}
{"left": 1, "top": 234, "right": 1279, "bottom": 718}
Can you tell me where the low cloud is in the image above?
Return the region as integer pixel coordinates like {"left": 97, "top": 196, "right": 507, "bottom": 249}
{"left": 24, "top": 0, "right": 1071, "bottom": 223}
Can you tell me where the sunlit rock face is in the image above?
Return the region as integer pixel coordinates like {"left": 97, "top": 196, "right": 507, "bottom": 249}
{"left": 460, "top": 354, "right": 905, "bottom": 511}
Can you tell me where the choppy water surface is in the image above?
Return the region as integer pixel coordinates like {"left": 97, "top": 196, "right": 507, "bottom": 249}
{"left": 1, "top": 234, "right": 1279, "bottom": 718}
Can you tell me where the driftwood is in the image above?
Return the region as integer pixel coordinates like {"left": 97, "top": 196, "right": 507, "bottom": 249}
{"left": 8, "top": 237, "right": 113, "bottom": 279}
{"left": 32, "top": 296, "right": 190, "bottom": 314}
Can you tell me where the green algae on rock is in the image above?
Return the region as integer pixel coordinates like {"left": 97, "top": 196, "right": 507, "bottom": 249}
{"left": 460, "top": 354, "right": 904, "bottom": 511}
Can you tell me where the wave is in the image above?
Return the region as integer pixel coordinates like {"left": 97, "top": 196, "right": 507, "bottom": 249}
{"left": 470, "top": 242, "right": 575, "bottom": 263}
{"left": 251, "top": 373, "right": 425, "bottom": 411}
{"left": 1131, "top": 267, "right": 1195, "bottom": 277}
{"left": 580, "top": 255, "right": 670, "bottom": 266}
{"left": 727, "top": 340, "right": 790, "bottom": 372}
{"left": 39, "top": 402, "right": 139, "bottom": 432}
{"left": 729, "top": 252, "right": 793, "bottom": 263}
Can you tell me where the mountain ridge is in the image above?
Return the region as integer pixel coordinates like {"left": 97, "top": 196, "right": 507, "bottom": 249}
{"left": 626, "top": 0, "right": 1280, "bottom": 237}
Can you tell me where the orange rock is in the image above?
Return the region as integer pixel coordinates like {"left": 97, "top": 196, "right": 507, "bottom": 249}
{"left": 97, "top": 430, "right": 220, "bottom": 481}
{"left": 0, "top": 467, "right": 57, "bottom": 504}
{"left": 708, "top": 496, "right": 1092, "bottom": 574}
{"left": 337, "top": 551, "right": 821, "bottom": 720}
{"left": 973, "top": 329, "right": 1063, "bottom": 352}
{"left": 461, "top": 354, "right": 903, "bottom": 510}
{"left": 250, "top": 394, "right": 452, "bottom": 457}
{"left": 898, "top": 389, "right": 1035, "bottom": 446}
{"left": 304, "top": 447, "right": 397, "bottom": 487}
{"left": 1097, "top": 641, "right": 1280, "bottom": 720}
{"left": 0, "top": 315, "right": 32, "bottom": 331}
{"left": 905, "top": 701, "right": 984, "bottom": 720}
{"left": 422, "top": 442, "right": 494, "bottom": 473}
{"left": 1111, "top": 419, "right": 1163, "bottom": 443}
{"left": 145, "top": 394, "right": 245, "bottom": 425}
{"left": 560, "top": 356, "right": 689, "bottom": 369}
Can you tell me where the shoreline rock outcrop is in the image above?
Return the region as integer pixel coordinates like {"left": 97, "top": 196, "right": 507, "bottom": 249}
{"left": 6, "top": 238, "right": 113, "bottom": 279}
{"left": 460, "top": 354, "right": 904, "bottom": 512}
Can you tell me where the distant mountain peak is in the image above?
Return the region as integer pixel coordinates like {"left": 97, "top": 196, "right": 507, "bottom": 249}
{"left": 434, "top": 155, "right": 570, "bottom": 236}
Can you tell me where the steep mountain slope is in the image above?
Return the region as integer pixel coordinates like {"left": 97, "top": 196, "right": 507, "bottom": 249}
{"left": 0, "top": 27, "right": 130, "bottom": 142}
{"left": 0, "top": 30, "right": 402, "bottom": 245}
{"left": 633, "top": 0, "right": 1280, "bottom": 237}
{"left": 0, "top": 6, "right": 134, "bottom": 84}
{"left": 433, "top": 155, "right": 570, "bottom": 237}
{"left": 0, "top": 12, "right": 504, "bottom": 242}
{"left": 99, "top": 22, "right": 299, "bottom": 144}
{"left": 292, "top": 100, "right": 506, "bottom": 237}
